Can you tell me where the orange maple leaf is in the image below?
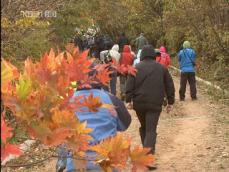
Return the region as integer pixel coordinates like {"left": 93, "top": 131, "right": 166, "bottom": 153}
{"left": 1, "top": 59, "right": 19, "bottom": 94}
{"left": 1, "top": 59, "right": 19, "bottom": 83}
{"left": 65, "top": 43, "right": 79, "bottom": 56}
{"left": 82, "top": 93, "right": 103, "bottom": 112}
{"left": 44, "top": 128, "right": 73, "bottom": 146}
{"left": 91, "top": 133, "right": 130, "bottom": 171}
{"left": 64, "top": 51, "right": 92, "bottom": 83}
{"left": 130, "top": 146, "right": 155, "bottom": 172}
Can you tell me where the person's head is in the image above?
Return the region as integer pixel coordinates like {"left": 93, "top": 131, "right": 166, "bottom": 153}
{"left": 183, "top": 41, "right": 191, "bottom": 49}
{"left": 111, "top": 44, "right": 119, "bottom": 52}
{"left": 159, "top": 46, "right": 166, "bottom": 53}
{"left": 123, "top": 45, "right": 131, "bottom": 53}
{"left": 140, "top": 45, "right": 156, "bottom": 61}
{"left": 140, "top": 33, "right": 144, "bottom": 36}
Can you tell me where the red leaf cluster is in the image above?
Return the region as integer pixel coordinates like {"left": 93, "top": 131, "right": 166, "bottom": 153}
{"left": 1, "top": 45, "right": 153, "bottom": 171}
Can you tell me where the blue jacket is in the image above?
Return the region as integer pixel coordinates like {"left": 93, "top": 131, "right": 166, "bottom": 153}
{"left": 65, "top": 89, "right": 131, "bottom": 171}
{"left": 178, "top": 48, "right": 196, "bottom": 72}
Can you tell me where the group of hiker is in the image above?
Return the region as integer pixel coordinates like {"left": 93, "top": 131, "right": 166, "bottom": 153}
{"left": 57, "top": 32, "right": 197, "bottom": 172}
{"left": 73, "top": 31, "right": 113, "bottom": 58}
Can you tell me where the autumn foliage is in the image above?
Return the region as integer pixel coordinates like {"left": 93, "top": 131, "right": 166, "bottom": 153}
{"left": 1, "top": 44, "right": 153, "bottom": 171}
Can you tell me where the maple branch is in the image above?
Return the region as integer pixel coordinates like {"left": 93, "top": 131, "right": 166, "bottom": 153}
{"left": 1, "top": 155, "right": 53, "bottom": 168}
{"left": 1, "top": 154, "right": 99, "bottom": 168}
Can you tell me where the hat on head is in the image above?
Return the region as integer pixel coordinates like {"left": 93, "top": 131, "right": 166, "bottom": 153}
{"left": 183, "top": 41, "right": 191, "bottom": 48}
{"left": 140, "top": 45, "right": 156, "bottom": 61}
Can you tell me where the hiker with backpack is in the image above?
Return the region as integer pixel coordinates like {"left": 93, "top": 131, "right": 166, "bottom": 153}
{"left": 156, "top": 46, "right": 171, "bottom": 68}
{"left": 56, "top": 66, "right": 131, "bottom": 172}
{"left": 135, "top": 33, "right": 149, "bottom": 53}
{"left": 178, "top": 41, "right": 197, "bottom": 101}
{"left": 99, "top": 44, "right": 120, "bottom": 95}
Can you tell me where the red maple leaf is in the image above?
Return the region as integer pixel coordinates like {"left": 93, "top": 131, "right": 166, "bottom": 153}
{"left": 116, "top": 64, "right": 128, "bottom": 75}
{"left": 1, "top": 144, "right": 22, "bottom": 161}
{"left": 126, "top": 65, "right": 137, "bottom": 76}
{"left": 95, "top": 67, "right": 112, "bottom": 86}
{"left": 1, "top": 116, "right": 13, "bottom": 144}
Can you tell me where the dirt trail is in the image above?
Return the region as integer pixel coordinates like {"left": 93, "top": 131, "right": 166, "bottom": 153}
{"left": 126, "top": 77, "right": 229, "bottom": 172}
{"left": 5, "top": 76, "right": 229, "bottom": 172}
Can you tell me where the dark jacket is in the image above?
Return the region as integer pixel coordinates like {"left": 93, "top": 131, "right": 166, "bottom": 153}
{"left": 126, "top": 59, "right": 175, "bottom": 112}
{"left": 74, "top": 36, "right": 83, "bottom": 51}
{"left": 118, "top": 35, "right": 129, "bottom": 52}
{"left": 135, "top": 35, "right": 148, "bottom": 51}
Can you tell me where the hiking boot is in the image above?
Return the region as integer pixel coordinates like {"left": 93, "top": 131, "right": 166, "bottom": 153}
{"left": 147, "top": 165, "right": 157, "bottom": 171}
{"left": 192, "top": 97, "right": 197, "bottom": 101}
{"left": 147, "top": 162, "right": 158, "bottom": 171}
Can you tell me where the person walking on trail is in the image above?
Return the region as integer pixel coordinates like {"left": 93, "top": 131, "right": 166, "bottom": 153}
{"left": 103, "top": 34, "right": 113, "bottom": 50}
{"left": 178, "top": 41, "right": 197, "bottom": 101}
{"left": 135, "top": 33, "right": 148, "bottom": 52}
{"left": 156, "top": 46, "right": 171, "bottom": 68}
{"left": 100, "top": 44, "right": 120, "bottom": 64}
{"left": 125, "top": 45, "right": 175, "bottom": 169}
{"left": 119, "top": 45, "right": 135, "bottom": 101}
{"left": 56, "top": 72, "right": 131, "bottom": 172}
{"left": 99, "top": 44, "right": 120, "bottom": 96}
{"left": 118, "top": 32, "right": 129, "bottom": 53}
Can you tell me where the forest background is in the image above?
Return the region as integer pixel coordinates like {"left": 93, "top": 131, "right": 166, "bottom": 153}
{"left": 1, "top": 0, "right": 229, "bottom": 91}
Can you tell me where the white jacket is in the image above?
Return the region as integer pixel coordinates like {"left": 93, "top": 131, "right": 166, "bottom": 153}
{"left": 100, "top": 44, "right": 120, "bottom": 63}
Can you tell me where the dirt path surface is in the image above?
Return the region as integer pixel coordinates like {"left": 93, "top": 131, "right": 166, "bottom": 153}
{"left": 126, "top": 77, "right": 229, "bottom": 172}
{"left": 4, "top": 76, "right": 229, "bottom": 172}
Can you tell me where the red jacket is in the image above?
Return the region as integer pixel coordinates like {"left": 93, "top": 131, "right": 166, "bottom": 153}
{"left": 156, "top": 46, "right": 171, "bottom": 68}
{"left": 120, "top": 45, "right": 134, "bottom": 66}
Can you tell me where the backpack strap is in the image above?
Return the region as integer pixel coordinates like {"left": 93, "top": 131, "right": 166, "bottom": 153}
{"left": 183, "top": 49, "right": 195, "bottom": 66}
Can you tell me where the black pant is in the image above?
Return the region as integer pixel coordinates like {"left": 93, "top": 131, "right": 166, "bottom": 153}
{"left": 109, "top": 72, "right": 117, "bottom": 95}
{"left": 179, "top": 72, "right": 197, "bottom": 100}
{"left": 120, "top": 75, "right": 127, "bottom": 95}
{"left": 136, "top": 110, "right": 161, "bottom": 154}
